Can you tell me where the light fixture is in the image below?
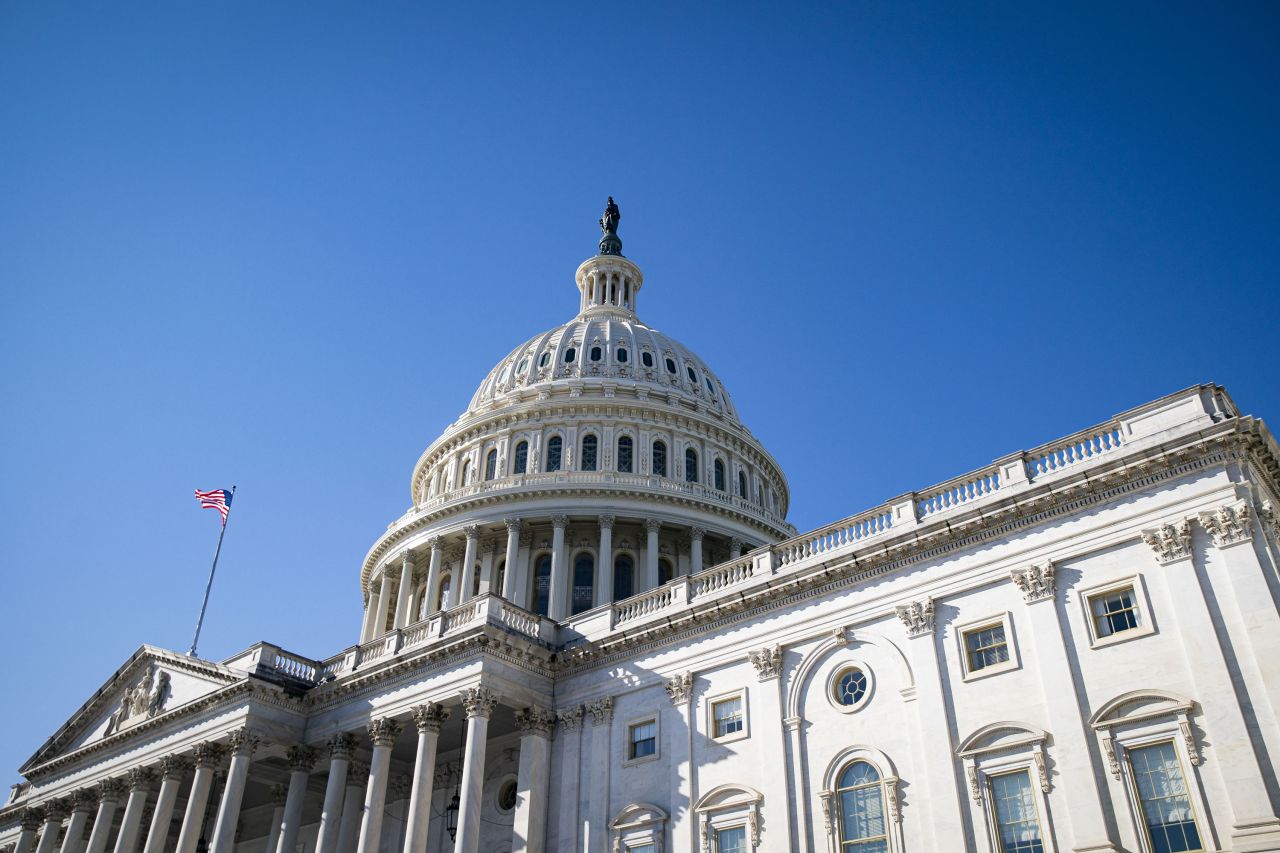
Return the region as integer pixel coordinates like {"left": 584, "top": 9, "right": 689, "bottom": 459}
{"left": 445, "top": 792, "right": 460, "bottom": 841}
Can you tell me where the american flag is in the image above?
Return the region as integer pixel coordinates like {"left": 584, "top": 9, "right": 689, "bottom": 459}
{"left": 194, "top": 488, "right": 233, "bottom": 524}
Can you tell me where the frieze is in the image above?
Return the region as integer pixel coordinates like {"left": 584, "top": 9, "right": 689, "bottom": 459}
{"left": 104, "top": 663, "right": 171, "bottom": 736}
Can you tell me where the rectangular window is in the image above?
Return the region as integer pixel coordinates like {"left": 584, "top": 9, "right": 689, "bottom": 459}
{"left": 715, "top": 826, "right": 748, "bottom": 853}
{"left": 627, "top": 845, "right": 655, "bottom": 853}
{"left": 965, "top": 623, "right": 1010, "bottom": 672}
{"left": 1090, "top": 587, "right": 1140, "bottom": 637}
{"left": 712, "top": 696, "right": 744, "bottom": 738}
{"left": 1129, "top": 741, "right": 1203, "bottom": 853}
{"left": 990, "top": 771, "right": 1044, "bottom": 853}
{"left": 629, "top": 720, "right": 657, "bottom": 760}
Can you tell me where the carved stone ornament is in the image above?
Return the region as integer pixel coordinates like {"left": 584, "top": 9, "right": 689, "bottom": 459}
{"left": 326, "top": 732, "right": 358, "bottom": 760}
{"left": 966, "top": 764, "right": 982, "bottom": 804}
{"left": 665, "top": 672, "right": 694, "bottom": 705}
{"left": 18, "top": 807, "right": 43, "bottom": 831}
{"left": 269, "top": 783, "right": 288, "bottom": 807}
{"left": 426, "top": 535, "right": 443, "bottom": 552}
{"left": 104, "top": 663, "right": 171, "bottom": 736}
{"left": 1011, "top": 563, "right": 1057, "bottom": 603}
{"left": 97, "top": 778, "right": 126, "bottom": 804}
{"left": 192, "top": 742, "right": 226, "bottom": 769}
{"left": 749, "top": 645, "right": 783, "bottom": 681}
{"left": 515, "top": 707, "right": 557, "bottom": 737}
{"left": 689, "top": 526, "right": 706, "bottom": 542}
{"left": 159, "top": 755, "right": 190, "bottom": 781}
{"left": 366, "top": 718, "right": 403, "bottom": 748}
{"left": 1033, "top": 746, "right": 1049, "bottom": 793}
{"left": 587, "top": 697, "right": 615, "bottom": 726}
{"left": 126, "top": 766, "right": 156, "bottom": 792}
{"left": 645, "top": 518, "right": 663, "bottom": 533}
{"left": 1260, "top": 500, "right": 1280, "bottom": 541}
{"left": 461, "top": 686, "right": 500, "bottom": 719}
{"left": 1101, "top": 734, "right": 1121, "bottom": 781}
{"left": 1199, "top": 502, "right": 1253, "bottom": 548}
{"left": 504, "top": 517, "right": 522, "bottom": 533}
{"left": 411, "top": 702, "right": 450, "bottom": 733}
{"left": 286, "top": 745, "right": 318, "bottom": 773}
{"left": 43, "top": 799, "right": 71, "bottom": 822}
{"left": 518, "top": 530, "right": 534, "bottom": 548}
{"left": 1179, "top": 716, "right": 1202, "bottom": 765}
{"left": 895, "top": 598, "right": 935, "bottom": 638}
{"left": 226, "top": 728, "right": 262, "bottom": 757}
{"left": 70, "top": 790, "right": 96, "bottom": 813}
{"left": 832, "top": 628, "right": 849, "bottom": 647}
{"left": 1141, "top": 519, "right": 1193, "bottom": 564}
{"left": 347, "top": 760, "right": 371, "bottom": 782}
{"left": 463, "top": 525, "right": 480, "bottom": 541}
{"left": 598, "top": 514, "right": 615, "bottom": 530}
{"left": 557, "top": 705, "right": 584, "bottom": 731}
{"left": 551, "top": 514, "right": 569, "bottom": 529}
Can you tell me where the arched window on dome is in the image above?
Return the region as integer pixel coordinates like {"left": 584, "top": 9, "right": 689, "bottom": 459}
{"left": 565, "top": 347, "right": 577, "bottom": 364}
{"left": 546, "top": 436, "right": 563, "bottom": 472}
{"left": 513, "top": 440, "right": 529, "bottom": 475}
{"left": 581, "top": 434, "right": 598, "bottom": 471}
{"left": 659, "top": 558, "right": 674, "bottom": 585}
{"left": 623, "top": 280, "right": 630, "bottom": 306}
{"left": 714, "top": 459, "right": 726, "bottom": 492}
{"left": 538, "top": 351, "right": 550, "bottom": 368}
{"left": 613, "top": 555, "right": 634, "bottom": 601}
{"left": 485, "top": 449, "right": 497, "bottom": 481}
{"left": 572, "top": 553, "right": 595, "bottom": 615}
{"left": 685, "top": 448, "right": 699, "bottom": 483}
{"left": 617, "top": 436, "right": 634, "bottom": 473}
{"left": 436, "top": 573, "right": 452, "bottom": 611}
{"left": 617, "top": 347, "right": 628, "bottom": 363}
{"left": 835, "top": 762, "right": 890, "bottom": 850}
{"left": 738, "top": 470, "right": 748, "bottom": 499}
{"left": 459, "top": 459, "right": 471, "bottom": 487}
{"left": 590, "top": 345, "right": 602, "bottom": 362}
{"left": 652, "top": 441, "right": 668, "bottom": 477}
{"left": 642, "top": 351, "right": 654, "bottom": 368}
{"left": 532, "top": 554, "right": 552, "bottom": 616}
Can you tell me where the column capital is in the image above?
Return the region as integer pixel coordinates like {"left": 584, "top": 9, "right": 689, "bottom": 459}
{"left": 347, "top": 759, "right": 370, "bottom": 782}
{"left": 1260, "top": 500, "right": 1279, "bottom": 540}
{"left": 1010, "top": 563, "right": 1057, "bottom": 603}
{"left": 689, "top": 526, "right": 706, "bottom": 542}
{"left": 286, "top": 745, "right": 318, "bottom": 772}
{"left": 70, "top": 789, "right": 96, "bottom": 813}
{"left": 587, "top": 697, "right": 614, "bottom": 726}
{"left": 664, "top": 672, "right": 694, "bottom": 705}
{"left": 96, "top": 779, "right": 126, "bottom": 805}
{"left": 399, "top": 549, "right": 415, "bottom": 568}
{"left": 645, "top": 518, "right": 663, "bottom": 533}
{"left": 748, "top": 645, "right": 782, "bottom": 681}
{"left": 463, "top": 524, "right": 481, "bottom": 541}
{"left": 514, "top": 707, "right": 556, "bottom": 737}
{"left": 729, "top": 537, "right": 744, "bottom": 550}
{"left": 426, "top": 535, "right": 443, "bottom": 552}
{"left": 410, "top": 702, "right": 450, "bottom": 733}
{"left": 597, "top": 514, "right": 615, "bottom": 530}
{"left": 1141, "top": 519, "right": 1193, "bottom": 564}
{"left": 550, "top": 514, "right": 569, "bottom": 529}
{"left": 481, "top": 536, "right": 500, "bottom": 554}
{"left": 159, "top": 755, "right": 190, "bottom": 781}
{"left": 43, "top": 798, "right": 71, "bottom": 822}
{"left": 556, "top": 705, "right": 584, "bottom": 731}
{"left": 1199, "top": 502, "right": 1253, "bottom": 547}
{"left": 226, "top": 727, "right": 262, "bottom": 758}
{"left": 366, "top": 718, "right": 403, "bottom": 748}
{"left": 325, "top": 732, "right": 358, "bottom": 760}
{"left": 269, "top": 783, "right": 288, "bottom": 807}
{"left": 126, "top": 767, "right": 156, "bottom": 792}
{"left": 461, "top": 687, "right": 500, "bottom": 719}
{"left": 191, "top": 741, "right": 226, "bottom": 769}
{"left": 518, "top": 530, "right": 534, "bottom": 547}
{"left": 18, "top": 807, "right": 44, "bottom": 831}
{"left": 504, "top": 517, "right": 523, "bottom": 533}
{"left": 894, "top": 597, "right": 935, "bottom": 638}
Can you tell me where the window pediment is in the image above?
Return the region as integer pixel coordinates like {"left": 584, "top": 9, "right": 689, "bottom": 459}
{"left": 956, "top": 721, "right": 1048, "bottom": 759}
{"left": 1088, "top": 689, "right": 1194, "bottom": 729}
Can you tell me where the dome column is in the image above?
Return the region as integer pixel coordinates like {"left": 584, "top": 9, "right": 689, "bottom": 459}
{"left": 597, "top": 515, "right": 614, "bottom": 606}
{"left": 393, "top": 551, "right": 415, "bottom": 629}
{"left": 689, "top": 527, "right": 705, "bottom": 575}
{"left": 549, "top": 516, "right": 569, "bottom": 620}
{"left": 460, "top": 526, "right": 480, "bottom": 603}
{"left": 502, "top": 520, "right": 521, "bottom": 599}
{"left": 644, "top": 519, "right": 661, "bottom": 591}
{"left": 455, "top": 688, "right": 499, "bottom": 853}
{"left": 423, "top": 538, "right": 443, "bottom": 616}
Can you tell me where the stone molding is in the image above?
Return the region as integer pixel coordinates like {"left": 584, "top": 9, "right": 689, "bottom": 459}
{"left": 557, "top": 706, "right": 584, "bottom": 731}
{"left": 587, "top": 697, "right": 615, "bottom": 726}
{"left": 665, "top": 672, "right": 694, "bottom": 705}
{"left": 1199, "top": 502, "right": 1253, "bottom": 547}
{"left": 1010, "top": 563, "right": 1056, "bottom": 603}
{"left": 410, "top": 702, "right": 450, "bottom": 733}
{"left": 325, "top": 732, "right": 358, "bottom": 760}
{"left": 367, "top": 718, "right": 403, "bottom": 747}
{"left": 286, "top": 745, "right": 317, "bottom": 773}
{"left": 894, "top": 598, "right": 935, "bottom": 638}
{"left": 514, "top": 707, "right": 556, "bottom": 737}
{"left": 461, "top": 687, "right": 500, "bottom": 719}
{"left": 158, "top": 755, "right": 190, "bottom": 780}
{"left": 18, "top": 807, "right": 43, "bottom": 831}
{"left": 1141, "top": 519, "right": 1193, "bottom": 564}
{"left": 748, "top": 645, "right": 782, "bottom": 681}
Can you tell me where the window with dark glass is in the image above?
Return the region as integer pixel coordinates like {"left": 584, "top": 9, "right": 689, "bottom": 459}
{"left": 514, "top": 440, "right": 529, "bottom": 474}
{"left": 494, "top": 560, "right": 506, "bottom": 598}
{"left": 1129, "top": 741, "right": 1202, "bottom": 853}
{"left": 617, "top": 436, "right": 634, "bottom": 473}
{"left": 485, "top": 449, "right": 497, "bottom": 480}
{"left": 641, "top": 351, "right": 654, "bottom": 367}
{"left": 436, "top": 574, "right": 452, "bottom": 611}
{"left": 546, "top": 436, "right": 563, "bottom": 472}
{"left": 614, "top": 555, "right": 634, "bottom": 600}
{"left": 564, "top": 347, "right": 576, "bottom": 363}
{"left": 685, "top": 448, "right": 699, "bottom": 483}
{"left": 471, "top": 565, "right": 481, "bottom": 596}
{"left": 738, "top": 470, "right": 748, "bottom": 498}
{"left": 686, "top": 366, "right": 697, "bottom": 383}
{"left": 659, "top": 558, "right": 674, "bottom": 585}
{"left": 652, "top": 441, "right": 668, "bottom": 477}
{"left": 581, "top": 434, "right": 598, "bottom": 471}
{"left": 590, "top": 345, "right": 602, "bottom": 362}
{"left": 617, "top": 347, "right": 628, "bottom": 363}
{"left": 459, "top": 459, "right": 470, "bottom": 486}
{"left": 714, "top": 459, "right": 726, "bottom": 491}
{"left": 990, "top": 771, "right": 1045, "bottom": 853}
{"left": 629, "top": 720, "right": 656, "bottom": 759}
{"left": 532, "top": 555, "right": 552, "bottom": 616}
{"left": 538, "top": 352, "right": 550, "bottom": 367}
{"left": 705, "top": 377, "right": 716, "bottom": 395}
{"left": 665, "top": 357, "right": 677, "bottom": 373}
{"left": 572, "top": 554, "right": 595, "bottom": 615}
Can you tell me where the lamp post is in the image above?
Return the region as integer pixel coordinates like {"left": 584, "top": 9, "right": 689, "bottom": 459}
{"left": 445, "top": 792, "right": 460, "bottom": 842}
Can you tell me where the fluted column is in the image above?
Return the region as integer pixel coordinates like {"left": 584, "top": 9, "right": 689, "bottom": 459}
{"left": 14, "top": 808, "right": 43, "bottom": 853}
{"left": 276, "top": 745, "right": 317, "bottom": 853}
{"left": 511, "top": 708, "right": 555, "bottom": 853}
{"left": 315, "top": 734, "right": 357, "bottom": 853}
{"left": 35, "top": 800, "right": 69, "bottom": 853}
{"left": 502, "top": 520, "right": 522, "bottom": 599}
{"left": 393, "top": 551, "right": 416, "bottom": 629}
{"left": 375, "top": 571, "right": 394, "bottom": 637}
{"left": 142, "top": 756, "right": 189, "bottom": 853}
{"left": 689, "top": 527, "right": 705, "bottom": 575}
{"left": 84, "top": 781, "right": 125, "bottom": 853}
{"left": 549, "top": 516, "right": 568, "bottom": 620}
{"left": 403, "top": 704, "right": 449, "bottom": 853}
{"left": 263, "top": 786, "right": 287, "bottom": 853}
{"left": 456, "top": 525, "right": 480, "bottom": 604}
{"left": 665, "top": 674, "right": 695, "bottom": 853}
{"left": 112, "top": 768, "right": 156, "bottom": 853}
{"left": 424, "top": 537, "right": 444, "bottom": 615}
{"left": 455, "top": 688, "right": 499, "bottom": 853}
{"left": 585, "top": 699, "right": 615, "bottom": 852}
{"left": 356, "top": 718, "right": 403, "bottom": 853}
{"left": 175, "top": 743, "right": 225, "bottom": 853}
{"left": 59, "top": 791, "right": 95, "bottom": 853}
{"left": 359, "top": 584, "right": 380, "bottom": 643}
{"left": 335, "top": 760, "right": 369, "bottom": 853}
{"left": 644, "top": 519, "right": 661, "bottom": 590}
{"left": 597, "top": 515, "right": 615, "bottom": 604}
{"left": 209, "top": 728, "right": 261, "bottom": 853}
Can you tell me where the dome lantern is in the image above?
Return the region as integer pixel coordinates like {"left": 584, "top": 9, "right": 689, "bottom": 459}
{"left": 576, "top": 196, "right": 644, "bottom": 318}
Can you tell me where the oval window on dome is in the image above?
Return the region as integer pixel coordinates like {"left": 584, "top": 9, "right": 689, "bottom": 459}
{"left": 564, "top": 347, "right": 576, "bottom": 364}
{"left": 642, "top": 351, "right": 654, "bottom": 368}
{"left": 516, "top": 357, "right": 529, "bottom": 376}
{"left": 687, "top": 366, "right": 698, "bottom": 384}
{"left": 538, "top": 352, "right": 550, "bottom": 368}
{"left": 617, "top": 347, "right": 628, "bottom": 363}
{"left": 590, "top": 345, "right": 602, "bottom": 362}
{"left": 665, "top": 357, "right": 677, "bottom": 374}
{"left": 705, "top": 377, "right": 716, "bottom": 395}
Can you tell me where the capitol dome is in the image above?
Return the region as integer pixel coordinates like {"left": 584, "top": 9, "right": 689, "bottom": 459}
{"left": 356, "top": 201, "right": 792, "bottom": 635}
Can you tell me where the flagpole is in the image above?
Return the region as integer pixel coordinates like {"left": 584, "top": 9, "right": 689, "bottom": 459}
{"left": 188, "top": 485, "right": 236, "bottom": 658}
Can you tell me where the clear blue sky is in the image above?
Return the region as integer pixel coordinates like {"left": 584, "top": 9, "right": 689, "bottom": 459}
{"left": 2, "top": 2, "right": 1277, "bottom": 778}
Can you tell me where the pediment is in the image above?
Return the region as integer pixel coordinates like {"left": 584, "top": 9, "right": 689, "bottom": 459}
{"left": 21, "top": 645, "right": 242, "bottom": 775}
{"left": 956, "top": 721, "right": 1048, "bottom": 758}
{"left": 1089, "top": 690, "right": 1194, "bottom": 729}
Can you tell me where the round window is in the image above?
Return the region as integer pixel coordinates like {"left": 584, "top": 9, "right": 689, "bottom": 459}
{"left": 497, "top": 778, "right": 518, "bottom": 813}
{"left": 830, "top": 665, "right": 873, "bottom": 712}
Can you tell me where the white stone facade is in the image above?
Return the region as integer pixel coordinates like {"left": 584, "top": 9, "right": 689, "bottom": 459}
{"left": 4, "top": 226, "right": 1280, "bottom": 853}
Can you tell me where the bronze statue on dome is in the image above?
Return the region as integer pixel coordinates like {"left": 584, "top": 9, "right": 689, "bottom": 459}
{"left": 599, "top": 197, "right": 620, "bottom": 235}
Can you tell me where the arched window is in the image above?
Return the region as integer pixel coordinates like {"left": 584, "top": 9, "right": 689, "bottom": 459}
{"left": 538, "top": 351, "right": 550, "bottom": 368}
{"left": 459, "top": 459, "right": 471, "bottom": 486}
{"left": 532, "top": 555, "right": 552, "bottom": 616}
{"left": 659, "top": 558, "right": 674, "bottom": 585}
{"left": 617, "top": 347, "right": 628, "bottom": 363}
{"left": 617, "top": 436, "right": 634, "bottom": 473}
{"left": 714, "top": 459, "right": 726, "bottom": 491}
{"left": 565, "top": 347, "right": 577, "bottom": 364}
{"left": 485, "top": 449, "right": 497, "bottom": 480}
{"left": 836, "top": 762, "right": 889, "bottom": 850}
{"left": 415, "top": 585, "right": 429, "bottom": 621}
{"left": 495, "top": 560, "right": 506, "bottom": 598}
{"left": 687, "top": 366, "right": 697, "bottom": 384}
{"left": 590, "top": 345, "right": 602, "bottom": 362}
{"left": 581, "top": 434, "right": 598, "bottom": 471}
{"left": 738, "top": 470, "right": 748, "bottom": 498}
{"left": 685, "top": 448, "right": 699, "bottom": 483}
{"left": 652, "top": 441, "right": 668, "bottom": 477}
{"left": 513, "top": 440, "right": 529, "bottom": 474}
{"left": 546, "top": 436, "right": 563, "bottom": 472}
{"left": 436, "top": 573, "right": 452, "bottom": 611}
{"left": 665, "top": 357, "right": 677, "bottom": 374}
{"left": 614, "top": 555, "right": 634, "bottom": 601}
{"left": 572, "top": 554, "right": 595, "bottom": 615}
{"left": 642, "top": 351, "right": 654, "bottom": 368}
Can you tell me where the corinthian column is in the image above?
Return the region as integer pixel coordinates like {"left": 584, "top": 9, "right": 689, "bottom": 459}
{"left": 84, "top": 781, "right": 125, "bottom": 853}
{"left": 276, "top": 745, "right": 317, "bottom": 853}
{"left": 59, "top": 791, "right": 95, "bottom": 853}
{"left": 597, "top": 515, "right": 614, "bottom": 605}
{"left": 142, "top": 756, "right": 189, "bottom": 853}
{"left": 424, "top": 537, "right": 444, "bottom": 616}
{"left": 455, "top": 688, "right": 499, "bottom": 853}
{"left": 112, "top": 768, "right": 156, "bottom": 853}
{"left": 403, "top": 704, "right": 449, "bottom": 853}
{"left": 393, "top": 550, "right": 415, "bottom": 629}
{"left": 335, "top": 761, "right": 368, "bottom": 853}
{"left": 549, "top": 516, "right": 568, "bottom": 620}
{"left": 511, "top": 708, "right": 556, "bottom": 853}
{"left": 174, "top": 743, "right": 225, "bottom": 853}
{"left": 315, "top": 734, "right": 357, "bottom": 853}
{"left": 644, "top": 519, "right": 661, "bottom": 590}
{"left": 209, "top": 729, "right": 261, "bottom": 853}
{"left": 34, "top": 799, "right": 69, "bottom": 853}
{"left": 356, "top": 718, "right": 403, "bottom": 853}
{"left": 13, "top": 808, "right": 43, "bottom": 853}
{"left": 460, "top": 526, "right": 480, "bottom": 603}
{"left": 502, "top": 519, "right": 522, "bottom": 599}
{"left": 689, "top": 527, "right": 705, "bottom": 575}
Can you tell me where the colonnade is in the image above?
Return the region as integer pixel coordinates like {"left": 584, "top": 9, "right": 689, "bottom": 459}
{"left": 361, "top": 515, "right": 750, "bottom": 642}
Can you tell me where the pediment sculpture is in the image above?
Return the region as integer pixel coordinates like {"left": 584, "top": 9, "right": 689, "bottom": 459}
{"left": 104, "top": 663, "right": 171, "bottom": 736}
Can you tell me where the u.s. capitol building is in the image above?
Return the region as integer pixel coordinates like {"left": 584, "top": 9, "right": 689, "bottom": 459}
{"left": 5, "top": 203, "right": 1280, "bottom": 853}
